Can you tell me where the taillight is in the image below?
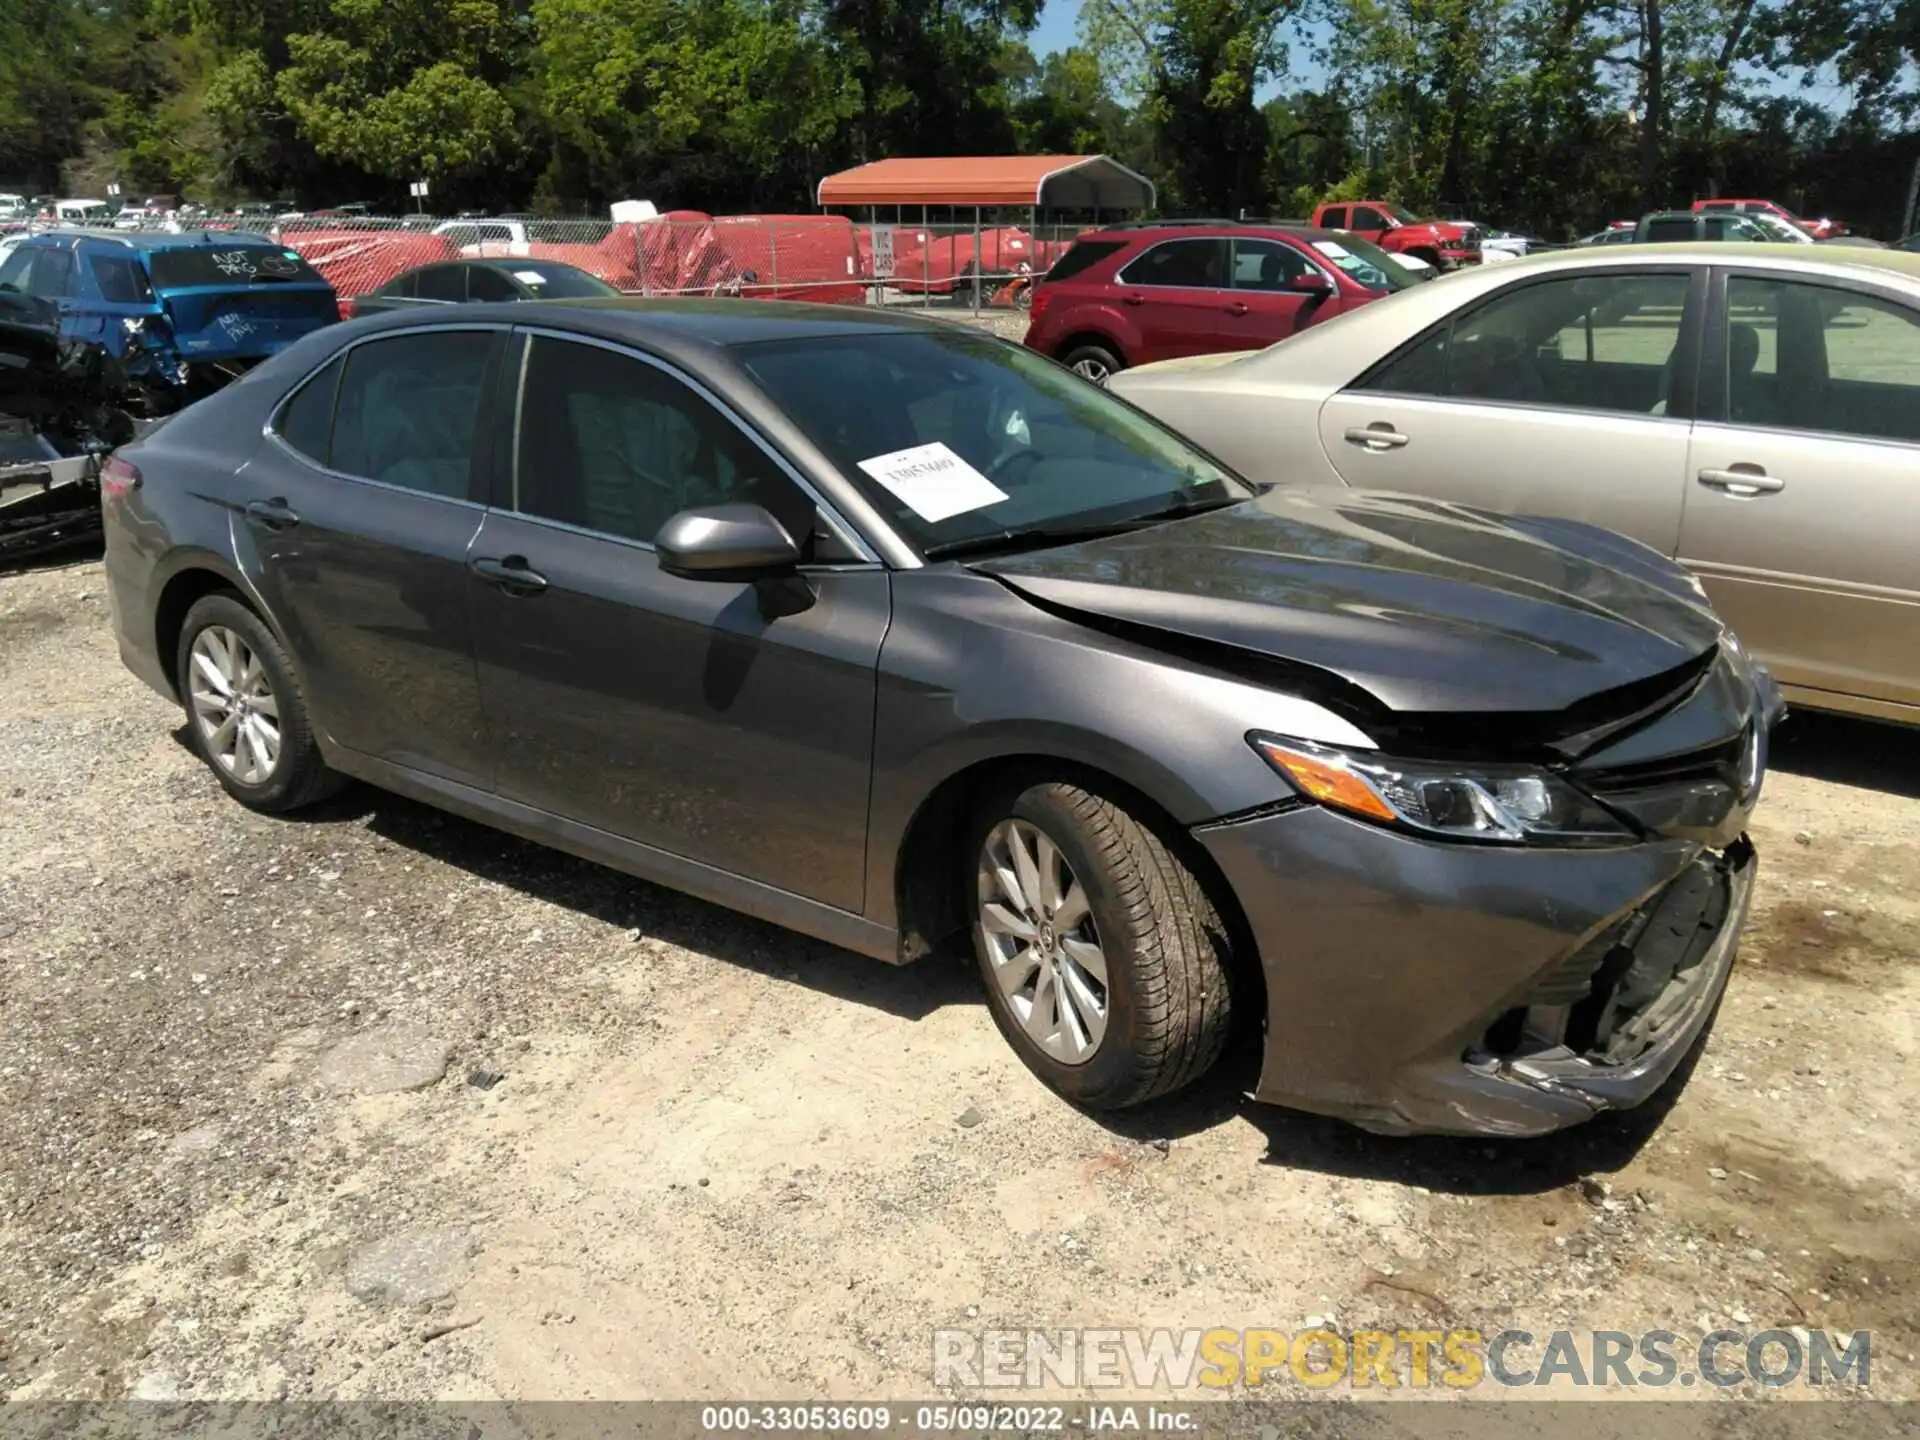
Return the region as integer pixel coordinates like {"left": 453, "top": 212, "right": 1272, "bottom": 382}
{"left": 101, "top": 454, "right": 142, "bottom": 502}
{"left": 338, "top": 296, "right": 358, "bottom": 320}
{"left": 1027, "top": 283, "right": 1051, "bottom": 327}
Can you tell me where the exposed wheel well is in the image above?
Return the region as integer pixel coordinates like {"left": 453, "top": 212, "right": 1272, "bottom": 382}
{"left": 1053, "top": 332, "right": 1126, "bottom": 367}
{"left": 892, "top": 755, "right": 1263, "bottom": 1022}
{"left": 152, "top": 569, "right": 245, "bottom": 700}
{"left": 1406, "top": 246, "right": 1442, "bottom": 267}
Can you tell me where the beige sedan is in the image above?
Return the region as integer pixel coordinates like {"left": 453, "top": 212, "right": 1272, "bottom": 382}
{"left": 1110, "top": 243, "right": 1920, "bottom": 725}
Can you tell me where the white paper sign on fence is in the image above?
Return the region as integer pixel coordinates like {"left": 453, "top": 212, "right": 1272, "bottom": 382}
{"left": 856, "top": 442, "right": 1008, "bottom": 523}
{"left": 871, "top": 225, "right": 896, "bottom": 279}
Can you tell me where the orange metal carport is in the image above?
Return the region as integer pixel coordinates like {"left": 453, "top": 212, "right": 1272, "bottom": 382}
{"left": 815, "top": 155, "right": 1155, "bottom": 210}
{"left": 816, "top": 155, "right": 1156, "bottom": 311}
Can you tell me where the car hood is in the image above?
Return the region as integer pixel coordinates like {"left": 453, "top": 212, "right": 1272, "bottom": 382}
{"left": 1120, "top": 350, "right": 1258, "bottom": 379}
{"left": 975, "top": 489, "right": 1724, "bottom": 718}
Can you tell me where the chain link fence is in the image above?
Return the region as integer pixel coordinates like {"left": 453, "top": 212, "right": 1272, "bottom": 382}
{"left": 5, "top": 209, "right": 1093, "bottom": 315}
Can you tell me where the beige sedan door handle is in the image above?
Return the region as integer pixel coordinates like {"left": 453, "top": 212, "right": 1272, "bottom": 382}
{"left": 1697, "top": 466, "right": 1785, "bottom": 497}
{"left": 1344, "top": 424, "right": 1410, "bottom": 451}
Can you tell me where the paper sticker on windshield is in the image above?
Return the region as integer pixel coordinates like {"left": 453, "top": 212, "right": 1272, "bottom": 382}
{"left": 857, "top": 442, "right": 1008, "bottom": 523}
{"left": 514, "top": 270, "right": 548, "bottom": 285}
{"left": 1313, "top": 241, "right": 1352, "bottom": 259}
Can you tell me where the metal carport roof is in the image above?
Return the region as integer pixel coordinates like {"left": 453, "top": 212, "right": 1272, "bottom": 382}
{"left": 815, "top": 155, "right": 1156, "bottom": 210}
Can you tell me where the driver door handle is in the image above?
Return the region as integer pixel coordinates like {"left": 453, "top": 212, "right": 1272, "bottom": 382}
{"left": 1224, "top": 301, "right": 1250, "bottom": 316}
{"left": 471, "top": 555, "right": 549, "bottom": 595}
{"left": 244, "top": 497, "right": 300, "bottom": 529}
{"left": 1122, "top": 292, "right": 1147, "bottom": 306}
{"left": 1344, "top": 424, "right": 1410, "bottom": 451}
{"left": 1698, "top": 466, "right": 1785, "bottom": 496}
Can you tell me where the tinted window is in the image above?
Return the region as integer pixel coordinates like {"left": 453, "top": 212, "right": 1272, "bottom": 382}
{"left": 25, "top": 248, "right": 74, "bottom": 298}
{"left": 465, "top": 266, "right": 519, "bottom": 302}
{"left": 413, "top": 266, "right": 467, "bottom": 302}
{"left": 1725, "top": 276, "right": 1920, "bottom": 442}
{"left": 1231, "top": 238, "right": 1312, "bottom": 290}
{"left": 146, "top": 246, "right": 322, "bottom": 288}
{"left": 514, "top": 337, "right": 813, "bottom": 548}
{"left": 738, "top": 328, "right": 1245, "bottom": 555}
{"left": 0, "top": 247, "right": 37, "bottom": 290}
{"left": 1644, "top": 217, "right": 1695, "bottom": 243}
{"left": 1044, "top": 240, "right": 1127, "bottom": 284}
{"left": 1320, "top": 206, "right": 1350, "bottom": 229}
{"left": 1352, "top": 206, "right": 1390, "bottom": 231}
{"left": 330, "top": 331, "right": 491, "bottom": 497}
{"left": 1360, "top": 273, "right": 1690, "bottom": 414}
{"left": 275, "top": 354, "right": 344, "bottom": 464}
{"left": 91, "top": 254, "right": 154, "bottom": 303}
{"left": 1118, "top": 238, "right": 1229, "bottom": 288}
{"left": 379, "top": 271, "right": 419, "bottom": 298}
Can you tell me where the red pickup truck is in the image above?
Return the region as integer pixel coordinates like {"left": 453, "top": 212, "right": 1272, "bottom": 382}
{"left": 1691, "top": 198, "right": 1848, "bottom": 240}
{"left": 1309, "top": 202, "right": 1483, "bottom": 269}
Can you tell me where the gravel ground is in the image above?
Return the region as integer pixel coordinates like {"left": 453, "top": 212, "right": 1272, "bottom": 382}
{"left": 1, "top": 555, "right": 1916, "bottom": 1405}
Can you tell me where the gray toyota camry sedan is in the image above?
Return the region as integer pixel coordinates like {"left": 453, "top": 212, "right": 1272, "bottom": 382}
{"left": 100, "top": 299, "right": 1780, "bottom": 1136}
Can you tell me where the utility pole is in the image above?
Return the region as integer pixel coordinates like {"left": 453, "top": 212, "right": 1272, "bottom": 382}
{"left": 1904, "top": 156, "right": 1920, "bottom": 238}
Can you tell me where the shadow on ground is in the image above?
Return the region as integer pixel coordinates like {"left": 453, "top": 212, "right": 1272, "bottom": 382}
{"left": 1768, "top": 707, "right": 1920, "bottom": 799}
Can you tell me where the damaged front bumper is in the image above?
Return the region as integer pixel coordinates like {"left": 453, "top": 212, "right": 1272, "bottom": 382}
{"left": 1196, "top": 804, "right": 1755, "bottom": 1137}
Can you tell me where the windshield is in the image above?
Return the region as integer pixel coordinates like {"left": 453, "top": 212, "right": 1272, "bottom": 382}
{"left": 1379, "top": 203, "right": 1423, "bottom": 225}
{"left": 737, "top": 329, "right": 1249, "bottom": 556}
{"left": 510, "top": 264, "right": 619, "bottom": 298}
{"left": 1310, "top": 235, "right": 1417, "bottom": 292}
{"left": 1745, "top": 212, "right": 1812, "bottom": 242}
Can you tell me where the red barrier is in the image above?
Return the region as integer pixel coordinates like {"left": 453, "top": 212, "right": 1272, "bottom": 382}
{"left": 282, "top": 230, "right": 456, "bottom": 306}
{"left": 710, "top": 215, "right": 863, "bottom": 303}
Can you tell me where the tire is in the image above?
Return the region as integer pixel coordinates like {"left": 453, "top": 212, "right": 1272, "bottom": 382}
{"left": 1060, "top": 343, "right": 1123, "bottom": 386}
{"left": 969, "top": 782, "right": 1233, "bottom": 1109}
{"left": 175, "top": 592, "right": 345, "bottom": 813}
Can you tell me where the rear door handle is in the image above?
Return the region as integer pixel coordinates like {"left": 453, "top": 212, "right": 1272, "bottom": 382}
{"left": 244, "top": 498, "right": 300, "bottom": 529}
{"left": 1697, "top": 466, "right": 1784, "bottom": 496}
{"left": 470, "top": 554, "right": 549, "bottom": 595}
{"left": 1224, "top": 301, "right": 1249, "bottom": 316}
{"left": 1343, "top": 424, "right": 1410, "bottom": 451}
{"left": 1122, "top": 292, "right": 1147, "bottom": 306}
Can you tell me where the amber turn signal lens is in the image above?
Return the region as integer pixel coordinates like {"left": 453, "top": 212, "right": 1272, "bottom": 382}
{"left": 1254, "top": 739, "right": 1397, "bottom": 823}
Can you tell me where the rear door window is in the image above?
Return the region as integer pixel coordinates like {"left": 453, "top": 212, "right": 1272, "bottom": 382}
{"left": 1725, "top": 276, "right": 1920, "bottom": 442}
{"left": 329, "top": 331, "right": 493, "bottom": 498}
{"left": 1643, "top": 216, "right": 1696, "bottom": 243}
{"left": 1117, "top": 238, "right": 1229, "bottom": 289}
{"left": 413, "top": 266, "right": 468, "bottom": 303}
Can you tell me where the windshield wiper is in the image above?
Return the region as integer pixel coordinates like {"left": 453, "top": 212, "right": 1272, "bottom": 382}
{"left": 921, "top": 495, "right": 1244, "bottom": 561}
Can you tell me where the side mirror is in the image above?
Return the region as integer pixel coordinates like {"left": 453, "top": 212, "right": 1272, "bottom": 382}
{"left": 655, "top": 502, "right": 800, "bottom": 581}
{"left": 1289, "top": 271, "right": 1335, "bottom": 295}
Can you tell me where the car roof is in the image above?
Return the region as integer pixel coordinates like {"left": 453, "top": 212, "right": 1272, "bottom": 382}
{"left": 25, "top": 228, "right": 282, "bottom": 251}
{"left": 1502, "top": 241, "right": 1920, "bottom": 281}
{"left": 1085, "top": 222, "right": 1346, "bottom": 244}
{"left": 342, "top": 296, "right": 970, "bottom": 352}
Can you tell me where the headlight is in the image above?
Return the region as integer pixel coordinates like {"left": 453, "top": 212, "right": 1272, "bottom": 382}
{"left": 1250, "top": 736, "right": 1635, "bottom": 846}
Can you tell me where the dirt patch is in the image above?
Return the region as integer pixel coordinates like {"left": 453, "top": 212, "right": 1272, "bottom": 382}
{"left": 1, "top": 557, "right": 1917, "bottom": 1405}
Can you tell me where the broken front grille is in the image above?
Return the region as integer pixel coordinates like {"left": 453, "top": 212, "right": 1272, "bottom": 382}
{"left": 1480, "top": 847, "right": 1740, "bottom": 1066}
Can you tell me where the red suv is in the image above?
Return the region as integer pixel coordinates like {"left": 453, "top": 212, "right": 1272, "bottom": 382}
{"left": 1022, "top": 222, "right": 1414, "bottom": 383}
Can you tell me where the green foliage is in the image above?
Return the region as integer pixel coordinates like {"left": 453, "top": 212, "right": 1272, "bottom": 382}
{"left": 7, "top": 0, "right": 1917, "bottom": 238}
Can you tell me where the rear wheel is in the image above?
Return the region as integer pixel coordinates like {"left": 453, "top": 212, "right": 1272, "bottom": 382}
{"left": 970, "top": 782, "right": 1233, "bottom": 1109}
{"left": 176, "top": 593, "right": 345, "bottom": 813}
{"left": 1060, "top": 343, "right": 1123, "bottom": 386}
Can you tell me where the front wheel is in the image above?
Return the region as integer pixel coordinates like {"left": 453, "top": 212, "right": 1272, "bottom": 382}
{"left": 970, "top": 782, "right": 1233, "bottom": 1109}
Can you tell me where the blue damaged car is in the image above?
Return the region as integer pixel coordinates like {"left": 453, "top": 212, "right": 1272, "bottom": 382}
{"left": 0, "top": 229, "right": 338, "bottom": 416}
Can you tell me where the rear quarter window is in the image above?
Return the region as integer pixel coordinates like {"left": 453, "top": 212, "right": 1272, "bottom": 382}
{"left": 274, "top": 353, "right": 345, "bottom": 466}
{"left": 1043, "top": 240, "right": 1128, "bottom": 284}
{"left": 91, "top": 253, "right": 154, "bottom": 303}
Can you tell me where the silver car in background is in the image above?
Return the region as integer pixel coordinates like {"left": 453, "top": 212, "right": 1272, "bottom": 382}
{"left": 1111, "top": 244, "right": 1920, "bottom": 726}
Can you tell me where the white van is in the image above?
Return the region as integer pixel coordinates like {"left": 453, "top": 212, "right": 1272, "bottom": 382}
{"left": 54, "top": 199, "right": 112, "bottom": 226}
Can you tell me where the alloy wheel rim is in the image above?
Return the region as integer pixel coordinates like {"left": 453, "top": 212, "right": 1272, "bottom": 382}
{"left": 1071, "top": 357, "right": 1111, "bottom": 384}
{"left": 188, "top": 626, "right": 281, "bottom": 785}
{"left": 977, "top": 818, "right": 1109, "bottom": 1064}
